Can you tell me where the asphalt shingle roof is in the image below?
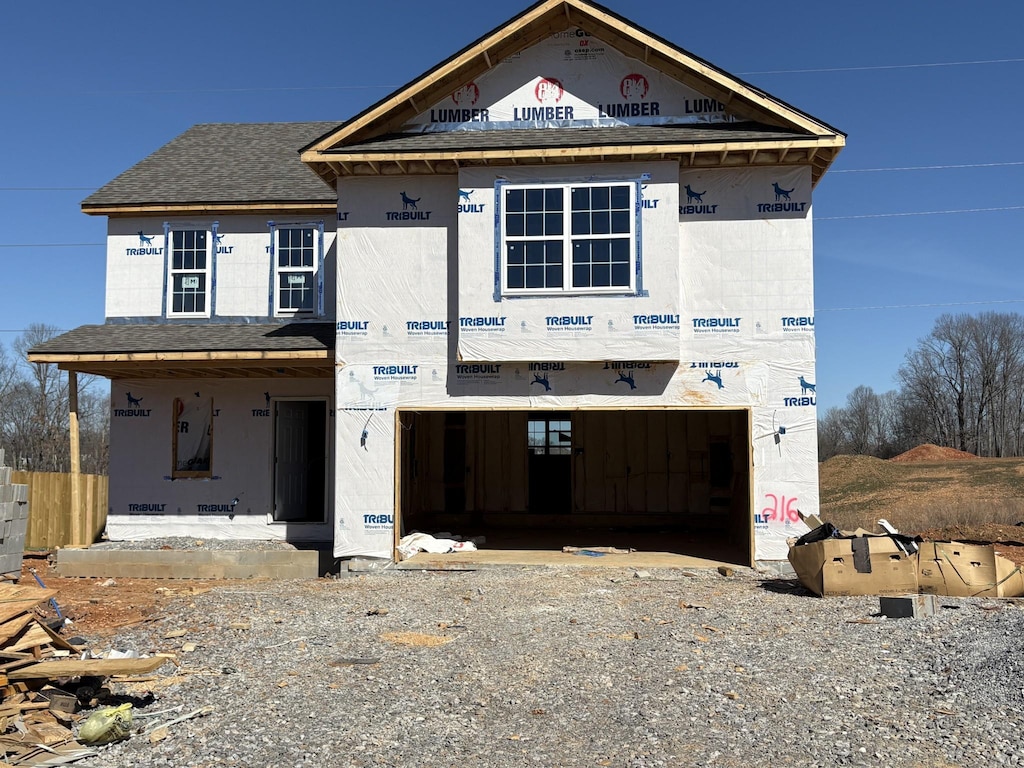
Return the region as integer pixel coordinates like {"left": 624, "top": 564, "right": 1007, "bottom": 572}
{"left": 30, "top": 323, "right": 336, "bottom": 356}
{"left": 331, "top": 122, "right": 814, "bottom": 154}
{"left": 82, "top": 122, "right": 341, "bottom": 209}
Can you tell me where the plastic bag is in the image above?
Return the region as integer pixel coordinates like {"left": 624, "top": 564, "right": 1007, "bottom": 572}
{"left": 78, "top": 702, "right": 133, "bottom": 745}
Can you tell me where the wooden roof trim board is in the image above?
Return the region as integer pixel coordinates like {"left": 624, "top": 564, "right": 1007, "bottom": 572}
{"left": 323, "top": 137, "right": 842, "bottom": 164}
{"left": 81, "top": 202, "right": 337, "bottom": 217}
{"left": 309, "top": 140, "right": 842, "bottom": 185}
{"left": 28, "top": 350, "right": 332, "bottom": 365}
{"left": 54, "top": 363, "right": 334, "bottom": 380}
{"left": 301, "top": 0, "right": 843, "bottom": 160}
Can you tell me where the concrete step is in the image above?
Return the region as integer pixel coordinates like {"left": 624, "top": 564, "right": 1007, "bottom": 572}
{"left": 55, "top": 548, "right": 322, "bottom": 579}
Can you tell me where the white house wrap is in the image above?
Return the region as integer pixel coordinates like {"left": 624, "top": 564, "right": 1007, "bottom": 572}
{"left": 32, "top": 0, "right": 844, "bottom": 566}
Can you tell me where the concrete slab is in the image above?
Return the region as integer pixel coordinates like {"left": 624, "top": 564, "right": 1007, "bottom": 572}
{"left": 392, "top": 549, "right": 741, "bottom": 571}
{"left": 55, "top": 548, "right": 322, "bottom": 579}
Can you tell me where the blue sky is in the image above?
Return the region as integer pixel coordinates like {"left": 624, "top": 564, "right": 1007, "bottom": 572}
{"left": 2, "top": 1, "right": 1021, "bottom": 411}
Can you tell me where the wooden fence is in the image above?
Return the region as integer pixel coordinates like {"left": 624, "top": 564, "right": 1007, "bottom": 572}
{"left": 11, "top": 472, "right": 108, "bottom": 550}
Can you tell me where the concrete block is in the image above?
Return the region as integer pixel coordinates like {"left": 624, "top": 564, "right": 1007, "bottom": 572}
{"left": 0, "top": 467, "right": 11, "bottom": 485}
{"left": 880, "top": 593, "right": 937, "bottom": 619}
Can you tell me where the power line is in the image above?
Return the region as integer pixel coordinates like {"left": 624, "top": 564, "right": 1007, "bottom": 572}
{"left": 0, "top": 243, "right": 103, "bottom": 248}
{"left": 3, "top": 161, "right": 1023, "bottom": 195}
{"left": 0, "top": 203, "right": 1020, "bottom": 248}
{"left": 832, "top": 161, "right": 1024, "bottom": 174}
{"left": 818, "top": 205, "right": 1024, "bottom": 220}
{"left": 1, "top": 56, "right": 1019, "bottom": 99}
{"left": 739, "top": 57, "right": 1024, "bottom": 75}
{"left": 819, "top": 299, "right": 1024, "bottom": 313}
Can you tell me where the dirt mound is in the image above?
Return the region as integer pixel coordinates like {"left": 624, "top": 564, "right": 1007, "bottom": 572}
{"left": 890, "top": 443, "right": 979, "bottom": 463}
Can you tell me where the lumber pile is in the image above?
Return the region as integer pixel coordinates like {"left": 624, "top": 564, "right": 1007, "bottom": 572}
{"left": 0, "top": 582, "right": 169, "bottom": 764}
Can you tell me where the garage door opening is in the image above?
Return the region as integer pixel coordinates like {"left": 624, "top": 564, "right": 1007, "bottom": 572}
{"left": 398, "top": 409, "right": 751, "bottom": 564}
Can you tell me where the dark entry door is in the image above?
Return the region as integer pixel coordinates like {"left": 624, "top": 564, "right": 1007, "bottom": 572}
{"left": 273, "top": 400, "right": 327, "bottom": 522}
{"left": 527, "top": 414, "right": 572, "bottom": 513}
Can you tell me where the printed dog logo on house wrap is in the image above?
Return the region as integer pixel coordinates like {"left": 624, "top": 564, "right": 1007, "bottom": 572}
{"left": 678, "top": 185, "right": 718, "bottom": 216}
{"left": 114, "top": 392, "right": 151, "bottom": 417}
{"left": 784, "top": 375, "right": 817, "bottom": 407}
{"left": 458, "top": 189, "right": 485, "bottom": 214}
{"left": 757, "top": 180, "right": 808, "bottom": 215}
{"left": 127, "top": 231, "right": 163, "bottom": 256}
{"left": 387, "top": 191, "right": 432, "bottom": 221}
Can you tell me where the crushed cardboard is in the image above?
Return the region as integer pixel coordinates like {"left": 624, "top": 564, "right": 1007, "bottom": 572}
{"left": 788, "top": 526, "right": 1024, "bottom": 598}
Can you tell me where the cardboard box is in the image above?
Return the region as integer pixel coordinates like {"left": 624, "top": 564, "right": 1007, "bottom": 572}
{"left": 917, "top": 541, "right": 1024, "bottom": 598}
{"left": 788, "top": 533, "right": 919, "bottom": 597}
{"left": 788, "top": 531, "right": 1024, "bottom": 598}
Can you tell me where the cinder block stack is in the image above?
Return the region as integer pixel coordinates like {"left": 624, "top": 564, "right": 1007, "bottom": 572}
{"left": 0, "top": 449, "right": 29, "bottom": 575}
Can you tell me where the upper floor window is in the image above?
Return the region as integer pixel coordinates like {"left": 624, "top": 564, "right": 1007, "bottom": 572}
{"left": 275, "top": 227, "right": 316, "bottom": 315}
{"left": 500, "top": 182, "right": 637, "bottom": 296}
{"left": 169, "top": 230, "right": 209, "bottom": 316}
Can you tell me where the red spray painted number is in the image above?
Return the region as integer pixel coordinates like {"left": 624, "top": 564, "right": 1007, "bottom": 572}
{"left": 763, "top": 494, "right": 800, "bottom": 523}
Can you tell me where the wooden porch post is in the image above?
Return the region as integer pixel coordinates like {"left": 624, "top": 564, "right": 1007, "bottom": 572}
{"left": 68, "top": 371, "right": 82, "bottom": 546}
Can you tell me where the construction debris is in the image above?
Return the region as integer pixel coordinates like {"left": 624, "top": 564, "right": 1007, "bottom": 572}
{"left": 787, "top": 521, "right": 1024, "bottom": 598}
{"left": 0, "top": 582, "right": 172, "bottom": 765}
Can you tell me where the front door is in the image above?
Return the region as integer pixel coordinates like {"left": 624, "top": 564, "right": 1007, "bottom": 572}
{"left": 527, "top": 414, "right": 572, "bottom": 513}
{"left": 273, "top": 400, "right": 327, "bottom": 522}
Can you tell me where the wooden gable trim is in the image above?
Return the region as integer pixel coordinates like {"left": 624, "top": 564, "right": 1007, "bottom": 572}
{"left": 302, "top": 0, "right": 843, "bottom": 163}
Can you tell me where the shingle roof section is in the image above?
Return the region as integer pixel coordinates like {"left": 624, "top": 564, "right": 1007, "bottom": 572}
{"left": 30, "top": 323, "right": 336, "bottom": 355}
{"left": 82, "top": 122, "right": 341, "bottom": 209}
{"left": 331, "top": 122, "right": 815, "bottom": 154}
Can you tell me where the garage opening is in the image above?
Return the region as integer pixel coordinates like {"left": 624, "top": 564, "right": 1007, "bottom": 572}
{"left": 398, "top": 409, "right": 751, "bottom": 564}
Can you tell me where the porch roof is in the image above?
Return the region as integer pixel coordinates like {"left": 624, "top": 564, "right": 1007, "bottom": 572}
{"left": 27, "top": 322, "right": 336, "bottom": 380}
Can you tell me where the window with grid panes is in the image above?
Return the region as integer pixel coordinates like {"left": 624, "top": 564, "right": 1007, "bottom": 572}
{"left": 276, "top": 227, "right": 316, "bottom": 314}
{"left": 169, "top": 230, "right": 209, "bottom": 315}
{"left": 501, "top": 182, "right": 636, "bottom": 295}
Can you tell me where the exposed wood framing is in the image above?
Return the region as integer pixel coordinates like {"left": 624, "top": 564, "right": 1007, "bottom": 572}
{"left": 68, "top": 372, "right": 82, "bottom": 542}
{"left": 316, "top": 135, "right": 843, "bottom": 186}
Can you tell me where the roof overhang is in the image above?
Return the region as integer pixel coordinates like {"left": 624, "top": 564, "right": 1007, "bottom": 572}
{"left": 306, "top": 134, "right": 844, "bottom": 186}
{"left": 28, "top": 350, "right": 334, "bottom": 380}
{"left": 27, "top": 323, "right": 336, "bottom": 380}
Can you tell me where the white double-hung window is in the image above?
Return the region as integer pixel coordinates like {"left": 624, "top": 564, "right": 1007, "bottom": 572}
{"left": 501, "top": 181, "right": 637, "bottom": 295}
{"left": 169, "top": 229, "right": 210, "bottom": 316}
{"left": 275, "top": 227, "right": 317, "bottom": 315}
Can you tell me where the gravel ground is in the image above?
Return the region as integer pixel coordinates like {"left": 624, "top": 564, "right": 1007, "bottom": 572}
{"left": 70, "top": 564, "right": 1023, "bottom": 768}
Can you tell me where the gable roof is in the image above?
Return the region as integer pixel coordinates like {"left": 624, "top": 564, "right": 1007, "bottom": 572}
{"left": 302, "top": 0, "right": 844, "bottom": 185}
{"left": 83, "top": 122, "right": 339, "bottom": 216}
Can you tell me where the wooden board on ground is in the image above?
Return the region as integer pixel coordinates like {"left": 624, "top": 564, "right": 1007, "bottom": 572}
{"left": 0, "top": 584, "right": 59, "bottom": 626}
{"left": 8, "top": 655, "right": 170, "bottom": 681}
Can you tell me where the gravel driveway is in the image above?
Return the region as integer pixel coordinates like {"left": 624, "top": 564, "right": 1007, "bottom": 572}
{"left": 78, "top": 565, "right": 1023, "bottom": 767}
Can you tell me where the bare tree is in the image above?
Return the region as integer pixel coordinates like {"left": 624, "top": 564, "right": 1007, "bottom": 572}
{"left": 0, "top": 323, "right": 108, "bottom": 473}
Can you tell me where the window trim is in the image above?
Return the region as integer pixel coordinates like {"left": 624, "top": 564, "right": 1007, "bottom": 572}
{"left": 496, "top": 180, "right": 641, "bottom": 298}
{"left": 268, "top": 221, "right": 325, "bottom": 318}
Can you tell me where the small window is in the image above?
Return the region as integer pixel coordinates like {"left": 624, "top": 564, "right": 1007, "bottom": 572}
{"left": 169, "top": 230, "right": 209, "bottom": 316}
{"left": 528, "top": 417, "right": 572, "bottom": 455}
{"left": 276, "top": 227, "right": 316, "bottom": 315}
{"left": 173, "top": 397, "right": 213, "bottom": 478}
{"left": 501, "top": 182, "right": 636, "bottom": 295}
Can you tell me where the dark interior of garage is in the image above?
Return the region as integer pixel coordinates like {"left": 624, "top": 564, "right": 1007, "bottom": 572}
{"left": 398, "top": 409, "right": 751, "bottom": 564}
